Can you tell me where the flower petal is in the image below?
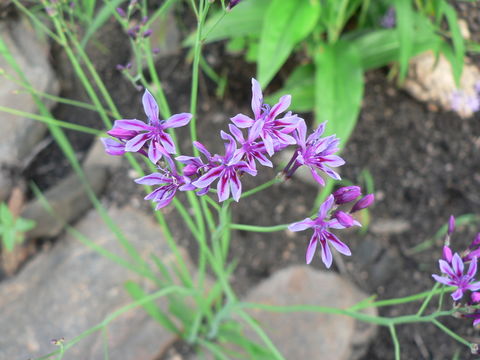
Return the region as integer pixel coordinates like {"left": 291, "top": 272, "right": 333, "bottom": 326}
{"left": 451, "top": 288, "right": 464, "bottom": 301}
{"left": 142, "top": 89, "right": 159, "bottom": 121}
{"left": 113, "top": 119, "right": 151, "bottom": 131}
{"left": 231, "top": 114, "right": 255, "bottom": 128}
{"left": 305, "top": 237, "right": 318, "bottom": 264}
{"left": 251, "top": 78, "right": 263, "bottom": 119}
{"left": 164, "top": 113, "right": 192, "bottom": 128}
{"left": 468, "top": 258, "right": 478, "bottom": 279}
{"left": 125, "top": 133, "right": 150, "bottom": 152}
{"left": 318, "top": 195, "right": 334, "bottom": 219}
{"left": 101, "top": 138, "right": 125, "bottom": 155}
{"left": 229, "top": 124, "right": 245, "bottom": 143}
{"left": 135, "top": 173, "right": 171, "bottom": 185}
{"left": 439, "top": 259, "right": 455, "bottom": 278}
{"left": 193, "top": 166, "right": 224, "bottom": 188}
{"left": 217, "top": 174, "right": 230, "bottom": 202}
{"left": 159, "top": 132, "right": 177, "bottom": 154}
{"left": 432, "top": 274, "right": 453, "bottom": 286}
{"left": 452, "top": 253, "right": 464, "bottom": 277}
{"left": 288, "top": 218, "right": 315, "bottom": 232}
{"left": 148, "top": 141, "right": 164, "bottom": 163}
{"left": 230, "top": 172, "right": 242, "bottom": 202}
{"left": 325, "top": 232, "right": 351, "bottom": 256}
{"left": 320, "top": 240, "right": 333, "bottom": 268}
{"left": 268, "top": 95, "right": 291, "bottom": 120}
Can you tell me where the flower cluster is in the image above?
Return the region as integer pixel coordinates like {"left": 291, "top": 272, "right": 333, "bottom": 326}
{"left": 288, "top": 188, "right": 374, "bottom": 268}
{"left": 432, "top": 216, "right": 480, "bottom": 327}
{"left": 102, "top": 78, "right": 373, "bottom": 267}
{"left": 451, "top": 82, "right": 480, "bottom": 114}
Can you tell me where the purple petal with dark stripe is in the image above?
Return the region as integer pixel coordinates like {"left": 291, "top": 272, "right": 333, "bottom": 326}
{"left": 231, "top": 114, "right": 255, "bottom": 128}
{"left": 217, "top": 174, "right": 230, "bottom": 202}
{"left": 268, "top": 95, "right": 291, "bottom": 120}
{"left": 135, "top": 173, "right": 171, "bottom": 185}
{"left": 113, "top": 119, "right": 151, "bottom": 131}
{"left": 305, "top": 237, "right": 318, "bottom": 264}
{"left": 125, "top": 133, "right": 150, "bottom": 152}
{"left": 142, "top": 89, "right": 159, "bottom": 121}
{"left": 164, "top": 113, "right": 192, "bottom": 128}
{"left": 159, "top": 132, "right": 176, "bottom": 154}
{"left": 251, "top": 78, "right": 263, "bottom": 119}
{"left": 193, "top": 166, "right": 224, "bottom": 188}
{"left": 101, "top": 138, "right": 125, "bottom": 155}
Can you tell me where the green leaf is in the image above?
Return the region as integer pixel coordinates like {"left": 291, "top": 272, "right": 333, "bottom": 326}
{"left": 184, "top": 0, "right": 271, "bottom": 46}
{"left": 442, "top": 3, "right": 465, "bottom": 85}
{"left": 314, "top": 41, "right": 363, "bottom": 147}
{"left": 124, "top": 280, "right": 179, "bottom": 334}
{"left": 257, "top": 0, "right": 320, "bottom": 87}
{"left": 15, "top": 217, "right": 36, "bottom": 232}
{"left": 394, "top": 0, "right": 413, "bottom": 81}
{"left": 264, "top": 64, "right": 315, "bottom": 112}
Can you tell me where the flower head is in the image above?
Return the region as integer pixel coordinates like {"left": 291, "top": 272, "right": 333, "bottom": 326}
{"left": 288, "top": 195, "right": 355, "bottom": 268}
{"left": 192, "top": 133, "right": 257, "bottom": 202}
{"left": 230, "top": 79, "right": 300, "bottom": 156}
{"left": 432, "top": 253, "right": 480, "bottom": 301}
{"left": 107, "top": 90, "right": 191, "bottom": 164}
{"left": 285, "top": 121, "right": 345, "bottom": 185}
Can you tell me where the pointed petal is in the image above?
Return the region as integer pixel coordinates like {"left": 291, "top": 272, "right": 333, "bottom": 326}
{"left": 262, "top": 133, "right": 275, "bottom": 156}
{"left": 229, "top": 124, "right": 245, "bottom": 143}
{"left": 305, "top": 237, "right": 318, "bottom": 264}
{"left": 439, "top": 259, "right": 455, "bottom": 278}
{"left": 148, "top": 141, "right": 164, "bottom": 163}
{"left": 248, "top": 118, "right": 264, "bottom": 142}
{"left": 268, "top": 95, "right": 291, "bottom": 120}
{"left": 468, "top": 281, "right": 480, "bottom": 292}
{"left": 452, "top": 253, "right": 464, "bottom": 277}
{"left": 322, "top": 155, "right": 346, "bottom": 167}
{"left": 101, "top": 138, "right": 125, "bottom": 155}
{"left": 254, "top": 152, "right": 273, "bottom": 167}
{"left": 231, "top": 114, "right": 255, "bottom": 128}
{"left": 318, "top": 195, "right": 334, "bottom": 219}
{"left": 142, "top": 89, "right": 159, "bottom": 121}
{"left": 451, "top": 288, "right": 464, "bottom": 301}
{"left": 135, "top": 173, "right": 170, "bottom": 185}
{"left": 194, "top": 141, "right": 212, "bottom": 159}
{"left": 251, "top": 78, "right": 263, "bottom": 119}
{"left": 310, "top": 168, "right": 326, "bottom": 186}
{"left": 164, "top": 113, "right": 192, "bottom": 128}
{"left": 113, "top": 119, "right": 150, "bottom": 131}
{"left": 288, "top": 218, "right": 315, "bottom": 232}
{"left": 294, "top": 119, "right": 307, "bottom": 147}
{"left": 159, "top": 132, "right": 177, "bottom": 154}
{"left": 125, "top": 133, "right": 150, "bottom": 152}
{"left": 432, "top": 274, "right": 453, "bottom": 286}
{"left": 326, "top": 232, "right": 351, "bottom": 256}
{"left": 320, "top": 240, "right": 333, "bottom": 268}
{"left": 193, "top": 166, "right": 224, "bottom": 188}
{"left": 230, "top": 173, "right": 242, "bottom": 202}
{"left": 468, "top": 258, "right": 478, "bottom": 279}
{"left": 217, "top": 174, "right": 230, "bottom": 202}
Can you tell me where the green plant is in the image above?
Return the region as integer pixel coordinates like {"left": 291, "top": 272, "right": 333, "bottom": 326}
{"left": 0, "top": 203, "right": 35, "bottom": 252}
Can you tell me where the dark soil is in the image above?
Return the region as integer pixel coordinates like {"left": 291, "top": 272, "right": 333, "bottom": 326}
{"left": 14, "top": 2, "right": 480, "bottom": 360}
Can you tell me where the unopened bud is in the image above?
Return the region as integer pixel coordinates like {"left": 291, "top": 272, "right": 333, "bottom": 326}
{"left": 351, "top": 194, "right": 374, "bottom": 213}
{"left": 143, "top": 29, "right": 153, "bottom": 38}
{"left": 116, "top": 7, "right": 126, "bottom": 17}
{"left": 332, "top": 186, "right": 361, "bottom": 204}
{"left": 442, "top": 245, "right": 453, "bottom": 263}
{"left": 448, "top": 215, "right": 455, "bottom": 236}
{"left": 334, "top": 211, "right": 357, "bottom": 228}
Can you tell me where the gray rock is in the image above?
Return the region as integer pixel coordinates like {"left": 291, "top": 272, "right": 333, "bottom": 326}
{"left": 0, "top": 17, "right": 59, "bottom": 167}
{"left": 21, "top": 165, "right": 108, "bottom": 239}
{"left": 232, "top": 266, "right": 376, "bottom": 360}
{"left": 0, "top": 206, "right": 186, "bottom": 360}
{"left": 83, "top": 137, "right": 123, "bottom": 170}
{"left": 0, "top": 169, "right": 12, "bottom": 202}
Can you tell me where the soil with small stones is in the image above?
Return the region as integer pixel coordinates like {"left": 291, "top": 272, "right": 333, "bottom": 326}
{"left": 9, "top": 2, "right": 480, "bottom": 360}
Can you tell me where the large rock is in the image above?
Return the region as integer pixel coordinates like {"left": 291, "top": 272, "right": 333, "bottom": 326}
{"left": 238, "top": 266, "right": 377, "bottom": 360}
{"left": 0, "top": 17, "right": 59, "bottom": 167}
{"left": 0, "top": 206, "right": 189, "bottom": 360}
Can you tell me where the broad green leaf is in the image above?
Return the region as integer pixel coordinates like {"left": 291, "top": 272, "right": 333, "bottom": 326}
{"left": 314, "top": 41, "right": 363, "bottom": 148}
{"left": 183, "top": 0, "right": 271, "bottom": 46}
{"left": 124, "top": 280, "right": 179, "bottom": 334}
{"left": 442, "top": 3, "right": 465, "bottom": 85}
{"left": 257, "top": 0, "right": 320, "bottom": 87}
{"left": 394, "top": 0, "right": 413, "bottom": 81}
{"left": 264, "top": 64, "right": 315, "bottom": 112}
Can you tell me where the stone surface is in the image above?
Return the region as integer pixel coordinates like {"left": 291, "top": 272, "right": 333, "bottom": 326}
{"left": 84, "top": 137, "right": 123, "bottom": 170}
{"left": 403, "top": 51, "right": 480, "bottom": 118}
{"left": 0, "top": 206, "right": 186, "bottom": 360}
{"left": 21, "top": 165, "right": 108, "bottom": 239}
{"left": 370, "top": 218, "right": 410, "bottom": 235}
{"left": 0, "top": 17, "right": 59, "bottom": 167}
{"left": 206, "top": 266, "right": 377, "bottom": 360}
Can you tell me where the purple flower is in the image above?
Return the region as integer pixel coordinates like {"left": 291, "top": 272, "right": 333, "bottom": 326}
{"left": 116, "top": 7, "right": 126, "bottom": 17}
{"left": 230, "top": 79, "right": 300, "bottom": 156}
{"left": 284, "top": 120, "right": 345, "bottom": 186}
{"left": 432, "top": 253, "right": 480, "bottom": 301}
{"left": 101, "top": 138, "right": 126, "bottom": 156}
{"left": 288, "top": 195, "right": 355, "bottom": 268}
{"left": 228, "top": 123, "right": 272, "bottom": 171}
{"left": 448, "top": 215, "right": 455, "bottom": 236}
{"left": 351, "top": 194, "right": 375, "bottom": 213}
{"left": 333, "top": 186, "right": 361, "bottom": 204}
{"left": 107, "top": 90, "right": 191, "bottom": 163}
{"left": 192, "top": 133, "right": 257, "bottom": 202}
{"left": 135, "top": 157, "right": 194, "bottom": 209}
{"left": 380, "top": 7, "right": 396, "bottom": 28}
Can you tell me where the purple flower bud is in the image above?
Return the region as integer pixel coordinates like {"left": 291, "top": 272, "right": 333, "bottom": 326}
{"left": 448, "top": 215, "right": 455, "bottom": 236}
{"left": 116, "top": 7, "right": 126, "bottom": 17}
{"left": 152, "top": 47, "right": 160, "bottom": 55}
{"left": 472, "top": 292, "right": 480, "bottom": 303}
{"left": 333, "top": 186, "right": 361, "bottom": 204}
{"left": 351, "top": 194, "right": 374, "bottom": 213}
{"left": 227, "top": 0, "right": 243, "bottom": 10}
{"left": 334, "top": 211, "right": 356, "bottom": 228}
{"left": 127, "top": 28, "right": 138, "bottom": 39}
{"left": 471, "top": 233, "right": 480, "bottom": 249}
{"left": 143, "top": 29, "right": 153, "bottom": 38}
{"left": 443, "top": 245, "right": 453, "bottom": 263}
{"left": 141, "top": 16, "right": 149, "bottom": 25}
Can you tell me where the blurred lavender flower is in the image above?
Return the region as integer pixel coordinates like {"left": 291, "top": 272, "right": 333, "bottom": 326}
{"left": 284, "top": 120, "right": 344, "bottom": 186}
{"left": 116, "top": 7, "right": 126, "bottom": 17}
{"left": 192, "top": 133, "right": 257, "bottom": 202}
{"left": 227, "top": 0, "right": 243, "bottom": 10}
{"left": 230, "top": 78, "right": 300, "bottom": 156}
{"left": 380, "top": 7, "right": 396, "bottom": 28}
{"left": 107, "top": 89, "right": 191, "bottom": 163}
{"left": 432, "top": 253, "right": 480, "bottom": 301}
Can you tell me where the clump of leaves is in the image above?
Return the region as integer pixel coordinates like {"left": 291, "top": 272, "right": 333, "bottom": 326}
{"left": 0, "top": 203, "right": 35, "bottom": 252}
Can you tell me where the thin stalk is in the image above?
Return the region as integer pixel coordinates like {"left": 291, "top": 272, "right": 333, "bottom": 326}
{"left": 230, "top": 223, "right": 289, "bottom": 233}
{"left": 389, "top": 324, "right": 401, "bottom": 360}
{"left": 417, "top": 282, "right": 440, "bottom": 316}
{"left": 432, "top": 319, "right": 471, "bottom": 347}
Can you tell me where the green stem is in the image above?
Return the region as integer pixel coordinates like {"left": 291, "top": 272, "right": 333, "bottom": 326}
{"left": 417, "top": 282, "right": 440, "bottom": 316}
{"left": 230, "top": 223, "right": 289, "bottom": 233}
{"left": 432, "top": 319, "right": 471, "bottom": 347}
{"left": 389, "top": 324, "right": 401, "bottom": 360}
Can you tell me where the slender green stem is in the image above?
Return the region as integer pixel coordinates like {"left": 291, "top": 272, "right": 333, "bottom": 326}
{"left": 417, "top": 282, "right": 440, "bottom": 316}
{"left": 227, "top": 177, "right": 282, "bottom": 204}
{"left": 389, "top": 324, "right": 401, "bottom": 360}
{"left": 432, "top": 319, "right": 471, "bottom": 347}
{"left": 230, "top": 223, "right": 289, "bottom": 233}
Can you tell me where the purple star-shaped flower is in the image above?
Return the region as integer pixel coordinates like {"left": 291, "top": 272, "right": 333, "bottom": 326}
{"left": 108, "top": 90, "right": 192, "bottom": 163}
{"left": 285, "top": 120, "right": 345, "bottom": 185}
{"left": 432, "top": 253, "right": 480, "bottom": 301}
{"left": 230, "top": 78, "right": 300, "bottom": 156}
{"left": 192, "top": 132, "right": 257, "bottom": 202}
{"left": 228, "top": 123, "right": 272, "bottom": 171}
{"left": 135, "top": 156, "right": 194, "bottom": 209}
{"left": 288, "top": 195, "right": 356, "bottom": 268}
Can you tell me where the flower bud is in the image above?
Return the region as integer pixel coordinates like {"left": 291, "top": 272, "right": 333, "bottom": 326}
{"left": 448, "top": 215, "right": 455, "bottom": 236}
{"left": 350, "top": 194, "right": 374, "bottom": 213}
{"left": 334, "top": 211, "right": 356, "bottom": 228}
{"left": 143, "top": 29, "right": 153, "bottom": 38}
{"left": 332, "top": 186, "right": 361, "bottom": 204}
{"left": 116, "top": 7, "right": 126, "bottom": 17}
{"left": 442, "top": 245, "right": 453, "bottom": 263}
